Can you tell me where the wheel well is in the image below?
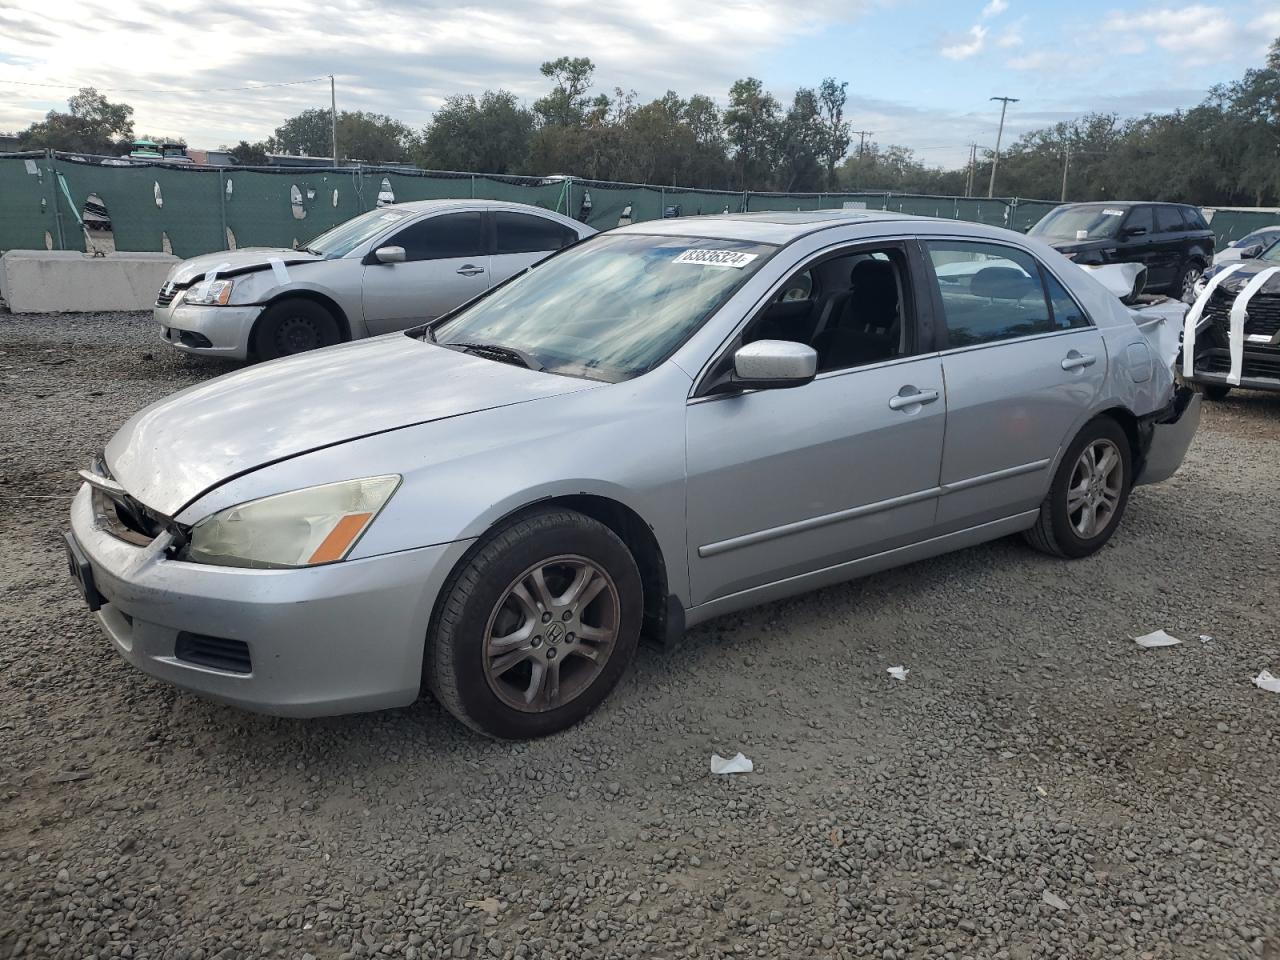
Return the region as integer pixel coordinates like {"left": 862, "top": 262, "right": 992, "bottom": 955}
{"left": 540, "top": 495, "right": 669, "bottom": 637}
{"left": 459, "top": 495, "right": 670, "bottom": 642}
{"left": 1097, "top": 406, "right": 1143, "bottom": 472}
{"left": 256, "top": 291, "right": 351, "bottom": 345}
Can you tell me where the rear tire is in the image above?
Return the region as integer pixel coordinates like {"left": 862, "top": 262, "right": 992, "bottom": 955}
{"left": 252, "top": 299, "right": 340, "bottom": 361}
{"left": 1176, "top": 261, "right": 1204, "bottom": 303}
{"left": 1024, "top": 417, "right": 1132, "bottom": 559}
{"left": 425, "top": 508, "right": 643, "bottom": 739}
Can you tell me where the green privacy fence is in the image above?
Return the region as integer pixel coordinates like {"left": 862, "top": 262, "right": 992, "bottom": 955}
{"left": 1202, "top": 208, "right": 1280, "bottom": 246}
{"left": 7, "top": 149, "right": 1235, "bottom": 257}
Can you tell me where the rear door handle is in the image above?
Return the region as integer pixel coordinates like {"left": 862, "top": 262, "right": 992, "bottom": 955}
{"left": 1061, "top": 351, "right": 1097, "bottom": 371}
{"left": 456, "top": 265, "right": 485, "bottom": 276}
{"left": 888, "top": 388, "right": 940, "bottom": 411}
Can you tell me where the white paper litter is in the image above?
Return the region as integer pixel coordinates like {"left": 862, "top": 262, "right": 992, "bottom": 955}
{"left": 887, "top": 666, "right": 909, "bottom": 681}
{"left": 1198, "top": 634, "right": 1213, "bottom": 645}
{"left": 1041, "top": 890, "right": 1069, "bottom": 911}
{"left": 1253, "top": 671, "right": 1280, "bottom": 694}
{"left": 710, "top": 752, "right": 754, "bottom": 774}
{"left": 1134, "top": 630, "right": 1181, "bottom": 648}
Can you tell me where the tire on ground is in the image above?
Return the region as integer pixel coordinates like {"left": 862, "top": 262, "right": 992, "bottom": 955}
{"left": 1024, "top": 416, "right": 1133, "bottom": 559}
{"left": 252, "top": 299, "right": 341, "bottom": 361}
{"left": 425, "top": 507, "right": 643, "bottom": 739}
{"left": 1197, "top": 383, "right": 1231, "bottom": 401}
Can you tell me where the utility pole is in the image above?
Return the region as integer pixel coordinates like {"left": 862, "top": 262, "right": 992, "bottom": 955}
{"left": 987, "top": 95, "right": 1018, "bottom": 198}
{"left": 965, "top": 143, "right": 977, "bottom": 198}
{"left": 329, "top": 75, "right": 339, "bottom": 166}
{"left": 1060, "top": 142, "right": 1071, "bottom": 202}
{"left": 852, "top": 130, "right": 874, "bottom": 159}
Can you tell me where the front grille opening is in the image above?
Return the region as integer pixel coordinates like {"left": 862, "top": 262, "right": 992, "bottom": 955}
{"left": 175, "top": 632, "right": 252, "bottom": 674}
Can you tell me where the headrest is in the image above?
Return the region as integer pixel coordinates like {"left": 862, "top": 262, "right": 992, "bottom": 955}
{"left": 970, "top": 266, "right": 1036, "bottom": 301}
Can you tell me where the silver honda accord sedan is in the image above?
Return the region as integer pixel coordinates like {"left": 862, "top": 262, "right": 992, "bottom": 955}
{"left": 65, "top": 210, "right": 1200, "bottom": 738}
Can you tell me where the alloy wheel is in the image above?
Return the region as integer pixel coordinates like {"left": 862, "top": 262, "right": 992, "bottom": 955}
{"left": 1181, "top": 266, "right": 1203, "bottom": 303}
{"left": 482, "top": 555, "right": 620, "bottom": 713}
{"left": 1067, "top": 439, "right": 1124, "bottom": 538}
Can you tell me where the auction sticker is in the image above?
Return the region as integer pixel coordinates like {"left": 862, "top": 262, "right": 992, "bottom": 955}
{"left": 673, "top": 249, "right": 759, "bottom": 268}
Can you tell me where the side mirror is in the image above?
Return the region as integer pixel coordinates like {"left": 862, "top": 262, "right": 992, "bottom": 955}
{"left": 712, "top": 340, "right": 817, "bottom": 393}
{"left": 373, "top": 245, "right": 406, "bottom": 264}
{"left": 1239, "top": 244, "right": 1263, "bottom": 260}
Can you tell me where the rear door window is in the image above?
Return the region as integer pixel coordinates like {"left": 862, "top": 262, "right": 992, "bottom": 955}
{"left": 388, "top": 212, "right": 485, "bottom": 261}
{"left": 926, "top": 241, "right": 1055, "bottom": 348}
{"left": 494, "top": 211, "right": 579, "bottom": 255}
{"left": 1154, "top": 206, "right": 1184, "bottom": 234}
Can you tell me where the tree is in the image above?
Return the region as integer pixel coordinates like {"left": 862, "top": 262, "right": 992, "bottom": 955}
{"left": 533, "top": 56, "right": 597, "bottom": 127}
{"left": 817, "top": 78, "right": 851, "bottom": 189}
{"left": 229, "top": 139, "right": 269, "bottom": 165}
{"left": 18, "top": 87, "right": 134, "bottom": 155}
{"left": 270, "top": 108, "right": 412, "bottom": 162}
{"left": 777, "top": 88, "right": 827, "bottom": 191}
{"left": 724, "top": 78, "right": 781, "bottom": 190}
{"left": 417, "top": 90, "right": 534, "bottom": 173}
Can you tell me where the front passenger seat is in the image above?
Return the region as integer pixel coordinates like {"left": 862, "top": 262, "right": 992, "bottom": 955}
{"left": 813, "top": 260, "right": 900, "bottom": 370}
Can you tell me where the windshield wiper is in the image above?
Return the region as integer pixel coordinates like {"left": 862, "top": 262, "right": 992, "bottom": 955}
{"left": 296, "top": 245, "right": 322, "bottom": 256}
{"left": 450, "top": 341, "right": 544, "bottom": 372}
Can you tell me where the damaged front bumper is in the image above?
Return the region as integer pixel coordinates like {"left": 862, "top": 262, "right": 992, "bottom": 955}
{"left": 1134, "top": 387, "right": 1201, "bottom": 486}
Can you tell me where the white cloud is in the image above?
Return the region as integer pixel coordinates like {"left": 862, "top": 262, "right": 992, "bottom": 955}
{"left": 995, "top": 21, "right": 1024, "bottom": 48}
{"left": 1101, "top": 5, "right": 1242, "bottom": 65}
{"left": 982, "top": 0, "right": 1008, "bottom": 17}
{"left": 0, "top": 0, "right": 874, "bottom": 146}
{"left": 941, "top": 24, "right": 988, "bottom": 60}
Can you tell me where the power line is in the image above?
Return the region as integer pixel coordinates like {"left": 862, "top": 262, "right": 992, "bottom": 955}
{"left": 0, "top": 76, "right": 329, "bottom": 94}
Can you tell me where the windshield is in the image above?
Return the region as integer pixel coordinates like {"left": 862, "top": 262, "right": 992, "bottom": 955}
{"left": 1261, "top": 239, "right": 1280, "bottom": 263}
{"left": 432, "top": 233, "right": 775, "bottom": 382}
{"left": 1030, "top": 205, "right": 1126, "bottom": 241}
{"left": 303, "top": 208, "right": 410, "bottom": 258}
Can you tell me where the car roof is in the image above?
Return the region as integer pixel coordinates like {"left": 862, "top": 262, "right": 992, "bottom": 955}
{"left": 1054, "top": 200, "right": 1192, "bottom": 209}
{"left": 388, "top": 198, "right": 572, "bottom": 216}
{"left": 613, "top": 209, "right": 944, "bottom": 245}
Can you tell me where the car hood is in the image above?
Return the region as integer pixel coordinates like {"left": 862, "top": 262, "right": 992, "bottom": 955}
{"left": 1207, "top": 260, "right": 1280, "bottom": 296}
{"left": 168, "top": 247, "right": 323, "bottom": 285}
{"left": 105, "top": 335, "right": 600, "bottom": 516}
{"left": 1043, "top": 237, "right": 1116, "bottom": 254}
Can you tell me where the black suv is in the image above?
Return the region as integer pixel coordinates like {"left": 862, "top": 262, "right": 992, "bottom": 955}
{"left": 1028, "top": 202, "right": 1215, "bottom": 301}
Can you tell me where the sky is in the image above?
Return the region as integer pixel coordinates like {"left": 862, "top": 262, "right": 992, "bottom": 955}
{"left": 1, "top": 0, "right": 1277, "bottom": 170}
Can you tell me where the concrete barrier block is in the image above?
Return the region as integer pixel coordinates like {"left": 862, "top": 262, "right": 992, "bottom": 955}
{"left": 0, "top": 250, "right": 180, "bottom": 313}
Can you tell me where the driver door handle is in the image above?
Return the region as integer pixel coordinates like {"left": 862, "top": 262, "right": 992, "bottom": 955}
{"left": 456, "top": 264, "right": 485, "bottom": 277}
{"left": 888, "top": 388, "right": 940, "bottom": 410}
{"left": 1061, "top": 351, "right": 1097, "bottom": 371}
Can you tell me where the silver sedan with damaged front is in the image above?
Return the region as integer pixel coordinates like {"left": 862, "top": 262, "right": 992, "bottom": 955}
{"left": 68, "top": 211, "right": 1201, "bottom": 738}
{"left": 153, "top": 199, "right": 593, "bottom": 361}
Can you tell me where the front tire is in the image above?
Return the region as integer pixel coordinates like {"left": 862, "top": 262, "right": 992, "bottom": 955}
{"left": 425, "top": 508, "right": 643, "bottom": 739}
{"left": 1197, "top": 383, "right": 1231, "bottom": 401}
{"left": 252, "top": 299, "right": 340, "bottom": 361}
{"left": 1024, "top": 417, "right": 1132, "bottom": 559}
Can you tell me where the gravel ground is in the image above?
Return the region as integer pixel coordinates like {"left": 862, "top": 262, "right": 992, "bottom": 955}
{"left": 2, "top": 311, "right": 1278, "bottom": 960}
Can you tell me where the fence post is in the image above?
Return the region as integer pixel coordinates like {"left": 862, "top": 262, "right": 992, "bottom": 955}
{"left": 471, "top": 175, "right": 476, "bottom": 199}
{"left": 46, "top": 150, "right": 66, "bottom": 251}
{"left": 218, "top": 167, "right": 228, "bottom": 250}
